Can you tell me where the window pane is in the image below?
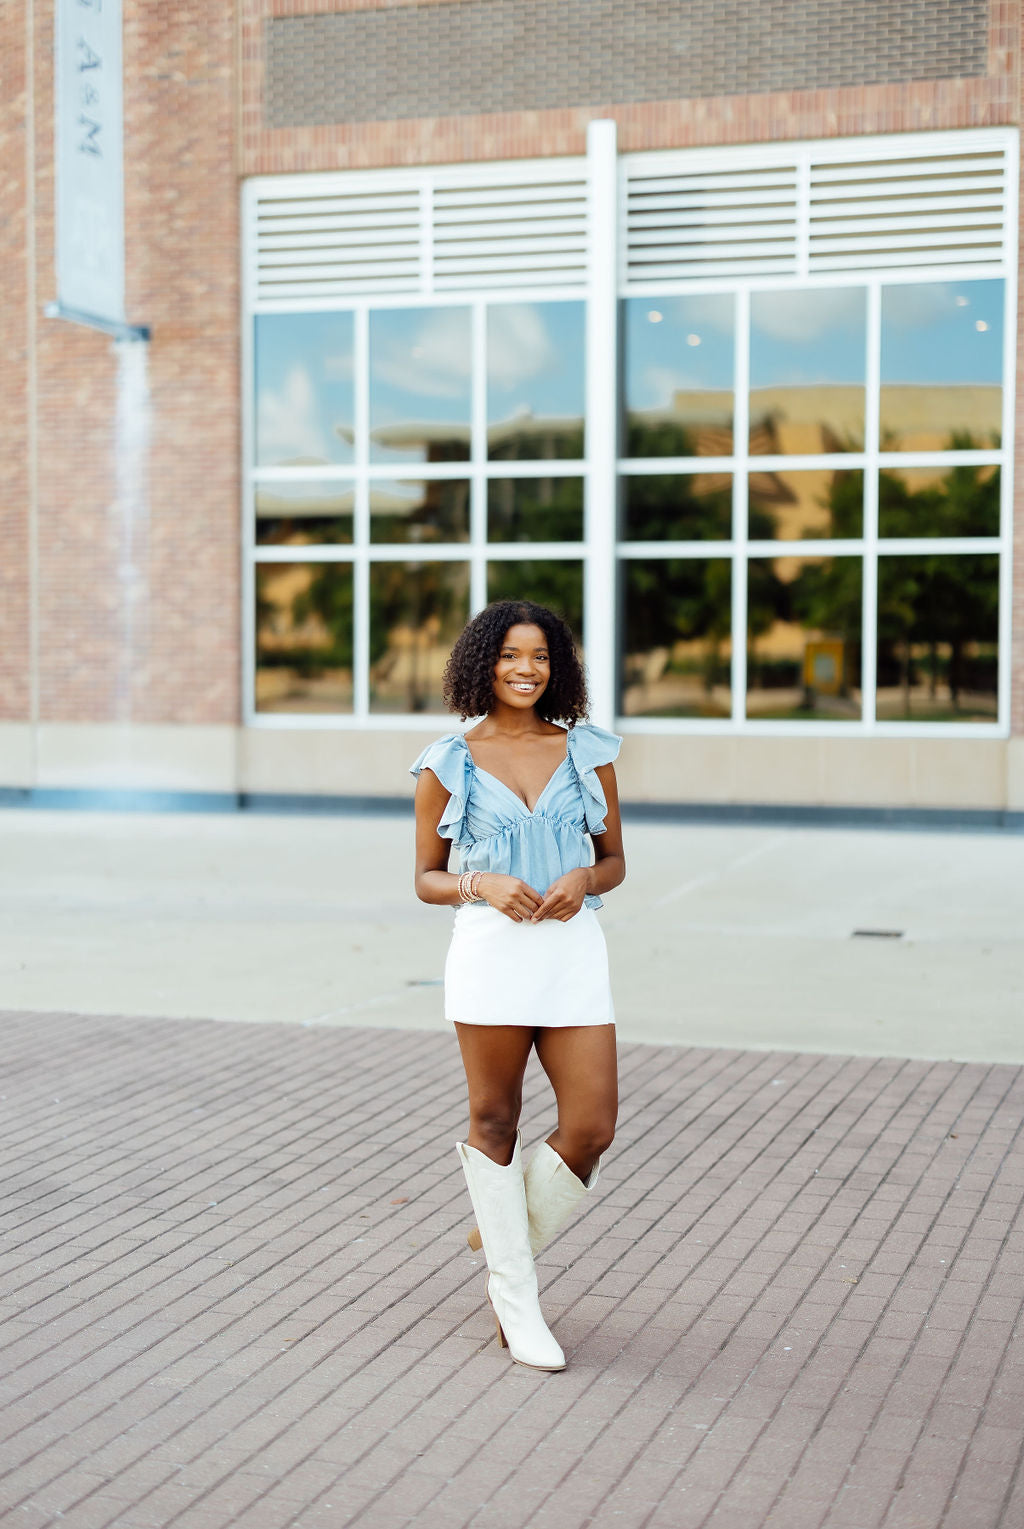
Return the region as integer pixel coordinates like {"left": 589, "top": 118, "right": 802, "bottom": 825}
{"left": 748, "top": 468, "right": 863, "bottom": 541}
{"left": 750, "top": 288, "right": 866, "bottom": 453}
{"left": 878, "top": 465, "right": 1000, "bottom": 539}
{"left": 370, "top": 479, "right": 470, "bottom": 544}
{"left": 876, "top": 554, "right": 998, "bottom": 722}
{"left": 255, "top": 313, "right": 354, "bottom": 468}
{"left": 369, "top": 307, "right": 471, "bottom": 464}
{"left": 880, "top": 280, "right": 1003, "bottom": 450}
{"left": 623, "top": 294, "right": 734, "bottom": 457}
{"left": 747, "top": 556, "right": 862, "bottom": 720}
{"left": 621, "top": 473, "right": 732, "bottom": 542}
{"left": 255, "top": 481, "right": 354, "bottom": 546}
{"left": 486, "top": 561, "right": 583, "bottom": 644}
{"left": 621, "top": 559, "right": 732, "bottom": 718}
{"left": 487, "top": 478, "right": 583, "bottom": 543}
{"left": 369, "top": 561, "right": 469, "bottom": 713}
{"left": 487, "top": 302, "right": 585, "bottom": 461}
{"left": 255, "top": 562, "right": 353, "bottom": 714}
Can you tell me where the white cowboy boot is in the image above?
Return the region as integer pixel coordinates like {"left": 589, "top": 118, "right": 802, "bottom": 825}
{"left": 468, "top": 1139, "right": 600, "bottom": 1255}
{"left": 455, "top": 1133, "right": 565, "bottom": 1372}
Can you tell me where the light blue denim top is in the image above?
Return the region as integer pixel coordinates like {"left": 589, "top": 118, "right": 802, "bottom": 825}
{"left": 410, "top": 723, "right": 622, "bottom": 909}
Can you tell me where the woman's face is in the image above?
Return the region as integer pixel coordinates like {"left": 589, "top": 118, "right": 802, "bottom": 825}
{"left": 491, "top": 623, "right": 550, "bottom": 712}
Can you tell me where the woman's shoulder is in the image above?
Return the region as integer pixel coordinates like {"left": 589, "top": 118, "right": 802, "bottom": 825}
{"left": 567, "top": 721, "right": 622, "bottom": 769}
{"left": 409, "top": 733, "right": 468, "bottom": 783}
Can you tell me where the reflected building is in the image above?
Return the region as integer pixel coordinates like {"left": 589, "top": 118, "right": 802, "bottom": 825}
{"left": 4, "top": 0, "right": 1022, "bottom": 817}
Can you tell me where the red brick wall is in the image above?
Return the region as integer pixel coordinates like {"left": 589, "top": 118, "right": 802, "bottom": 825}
{"left": 22, "top": 0, "right": 240, "bottom": 728}
{"left": 241, "top": 0, "right": 1018, "bottom": 175}
{"left": 0, "top": 4, "right": 31, "bottom": 722}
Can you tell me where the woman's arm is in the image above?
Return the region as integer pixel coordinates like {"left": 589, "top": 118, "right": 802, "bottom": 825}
{"left": 414, "top": 770, "right": 465, "bottom": 906}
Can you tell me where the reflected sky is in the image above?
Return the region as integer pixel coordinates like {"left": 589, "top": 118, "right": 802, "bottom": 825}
{"left": 750, "top": 288, "right": 866, "bottom": 386}
{"left": 624, "top": 294, "right": 734, "bottom": 410}
{"left": 881, "top": 281, "right": 1003, "bottom": 384}
{"left": 370, "top": 306, "right": 472, "bottom": 462}
{"left": 255, "top": 313, "right": 354, "bottom": 467}
{"left": 487, "top": 302, "right": 585, "bottom": 433}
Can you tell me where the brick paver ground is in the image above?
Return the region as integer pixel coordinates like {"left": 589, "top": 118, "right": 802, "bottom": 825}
{"left": 1, "top": 1011, "right": 1023, "bottom": 1529}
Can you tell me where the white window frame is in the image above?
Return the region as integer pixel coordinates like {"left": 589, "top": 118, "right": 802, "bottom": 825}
{"left": 242, "top": 125, "right": 1017, "bottom": 738}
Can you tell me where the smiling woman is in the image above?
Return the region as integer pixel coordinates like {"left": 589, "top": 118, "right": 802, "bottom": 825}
{"left": 410, "top": 599, "right": 625, "bottom": 1373}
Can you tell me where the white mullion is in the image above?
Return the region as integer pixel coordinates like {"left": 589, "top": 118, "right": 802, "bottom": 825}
{"left": 997, "top": 132, "right": 1018, "bottom": 737}
{"left": 862, "top": 281, "right": 881, "bottom": 729}
{"left": 732, "top": 286, "right": 750, "bottom": 723}
{"left": 353, "top": 306, "right": 370, "bottom": 718}
{"left": 795, "top": 149, "right": 811, "bottom": 281}
{"left": 584, "top": 119, "right": 618, "bottom": 729}
{"left": 471, "top": 301, "right": 488, "bottom": 613}
{"left": 483, "top": 542, "right": 586, "bottom": 561}
{"left": 241, "top": 202, "right": 257, "bottom": 727}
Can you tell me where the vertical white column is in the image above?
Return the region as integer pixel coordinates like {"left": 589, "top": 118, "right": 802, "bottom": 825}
{"left": 584, "top": 118, "right": 618, "bottom": 730}
{"left": 862, "top": 282, "right": 881, "bottom": 730}
{"left": 353, "top": 305, "right": 370, "bottom": 719}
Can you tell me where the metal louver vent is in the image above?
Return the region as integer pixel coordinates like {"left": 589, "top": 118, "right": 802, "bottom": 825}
{"left": 808, "top": 149, "right": 1009, "bottom": 273}
{"left": 622, "top": 134, "right": 1013, "bottom": 289}
{"left": 432, "top": 177, "right": 589, "bottom": 290}
{"left": 250, "top": 165, "right": 589, "bottom": 302}
{"left": 253, "top": 187, "right": 422, "bottom": 300}
{"left": 624, "top": 163, "right": 800, "bottom": 284}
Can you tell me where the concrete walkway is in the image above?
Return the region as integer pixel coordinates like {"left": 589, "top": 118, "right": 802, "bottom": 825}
{"left": 1, "top": 1011, "right": 1023, "bottom": 1529}
{"left": 1, "top": 807, "right": 1023, "bottom": 1528}
{"left": 0, "top": 807, "right": 1021, "bottom": 1061}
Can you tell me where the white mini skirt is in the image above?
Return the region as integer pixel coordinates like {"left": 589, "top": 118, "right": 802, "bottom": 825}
{"left": 444, "top": 902, "right": 615, "bottom": 1028}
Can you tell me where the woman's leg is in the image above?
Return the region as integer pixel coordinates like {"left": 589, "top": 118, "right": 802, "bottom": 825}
{"left": 533, "top": 1024, "right": 618, "bottom": 1181}
{"left": 454, "top": 1023, "right": 536, "bottom": 1166}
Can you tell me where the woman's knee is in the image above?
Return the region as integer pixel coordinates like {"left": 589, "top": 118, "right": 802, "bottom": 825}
{"left": 469, "top": 1098, "right": 522, "bottom": 1153}
{"left": 560, "top": 1116, "right": 615, "bottom": 1162}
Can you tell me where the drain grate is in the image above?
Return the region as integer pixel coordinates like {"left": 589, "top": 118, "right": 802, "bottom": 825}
{"left": 851, "top": 929, "right": 904, "bottom": 939}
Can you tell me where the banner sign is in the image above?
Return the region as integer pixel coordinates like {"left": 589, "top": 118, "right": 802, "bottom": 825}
{"left": 55, "top": 0, "right": 125, "bottom": 327}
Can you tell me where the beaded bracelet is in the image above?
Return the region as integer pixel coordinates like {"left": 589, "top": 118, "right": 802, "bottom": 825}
{"left": 457, "top": 870, "right": 485, "bottom": 903}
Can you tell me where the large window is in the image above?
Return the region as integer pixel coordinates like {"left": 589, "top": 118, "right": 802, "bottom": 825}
{"left": 619, "top": 278, "right": 1006, "bottom": 725}
{"left": 251, "top": 299, "right": 585, "bottom": 717}
{"left": 245, "top": 130, "right": 1014, "bottom": 734}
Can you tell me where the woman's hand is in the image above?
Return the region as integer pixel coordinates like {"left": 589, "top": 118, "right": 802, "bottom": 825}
{"left": 530, "top": 868, "right": 590, "bottom": 923}
{"left": 478, "top": 874, "right": 543, "bottom": 923}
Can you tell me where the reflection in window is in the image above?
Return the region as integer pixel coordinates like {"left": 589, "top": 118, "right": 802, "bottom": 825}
{"left": 255, "top": 482, "right": 354, "bottom": 546}
{"left": 878, "top": 465, "right": 999, "bottom": 539}
{"left": 370, "top": 480, "right": 470, "bottom": 544}
{"left": 487, "top": 302, "right": 585, "bottom": 461}
{"left": 369, "top": 561, "right": 469, "bottom": 713}
{"left": 748, "top": 469, "right": 863, "bottom": 542}
{"left": 876, "top": 554, "right": 998, "bottom": 722}
{"left": 623, "top": 294, "right": 734, "bottom": 456}
{"left": 255, "top": 562, "right": 353, "bottom": 713}
{"left": 369, "top": 307, "right": 471, "bottom": 464}
{"left": 746, "top": 556, "right": 862, "bottom": 720}
{"left": 880, "top": 280, "right": 1003, "bottom": 450}
{"left": 750, "top": 288, "right": 866, "bottom": 453}
{"left": 621, "top": 473, "right": 731, "bottom": 542}
{"left": 486, "top": 561, "right": 583, "bottom": 644}
{"left": 621, "top": 559, "right": 731, "bottom": 718}
{"left": 487, "top": 479, "right": 583, "bottom": 543}
{"left": 255, "top": 313, "right": 354, "bottom": 468}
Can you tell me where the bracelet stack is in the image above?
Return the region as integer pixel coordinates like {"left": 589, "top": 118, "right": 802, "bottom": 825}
{"left": 457, "top": 870, "right": 484, "bottom": 903}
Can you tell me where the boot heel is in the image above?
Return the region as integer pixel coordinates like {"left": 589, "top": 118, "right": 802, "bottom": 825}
{"left": 467, "top": 1227, "right": 482, "bottom": 1251}
{"left": 494, "top": 1314, "right": 508, "bottom": 1349}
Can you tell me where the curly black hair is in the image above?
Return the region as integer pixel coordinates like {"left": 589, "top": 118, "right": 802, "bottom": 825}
{"left": 442, "top": 600, "right": 589, "bottom": 724}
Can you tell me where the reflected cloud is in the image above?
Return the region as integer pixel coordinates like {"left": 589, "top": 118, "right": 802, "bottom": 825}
{"left": 487, "top": 304, "right": 559, "bottom": 387}
{"left": 750, "top": 287, "right": 864, "bottom": 342}
{"left": 371, "top": 308, "right": 471, "bottom": 400}
{"left": 257, "top": 365, "right": 329, "bottom": 464}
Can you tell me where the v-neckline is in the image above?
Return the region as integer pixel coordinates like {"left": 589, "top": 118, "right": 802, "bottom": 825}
{"left": 463, "top": 735, "right": 570, "bottom": 816}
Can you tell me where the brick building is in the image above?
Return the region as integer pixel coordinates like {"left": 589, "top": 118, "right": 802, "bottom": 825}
{"left": 2, "top": 0, "right": 1022, "bottom": 818}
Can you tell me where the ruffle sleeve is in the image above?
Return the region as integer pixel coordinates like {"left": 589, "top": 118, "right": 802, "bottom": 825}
{"left": 566, "top": 723, "right": 622, "bottom": 835}
{"left": 409, "top": 735, "right": 471, "bottom": 845}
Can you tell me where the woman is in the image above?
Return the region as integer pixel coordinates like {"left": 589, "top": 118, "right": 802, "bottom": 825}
{"left": 411, "top": 600, "right": 625, "bottom": 1372}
